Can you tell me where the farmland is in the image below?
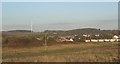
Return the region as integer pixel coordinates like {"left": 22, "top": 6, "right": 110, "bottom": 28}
{"left": 2, "top": 42, "right": 119, "bottom": 62}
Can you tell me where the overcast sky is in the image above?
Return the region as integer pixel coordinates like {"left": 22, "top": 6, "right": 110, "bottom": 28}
{"left": 1, "top": 2, "right": 118, "bottom": 32}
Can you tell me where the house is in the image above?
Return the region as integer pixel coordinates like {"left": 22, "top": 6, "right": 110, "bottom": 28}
{"left": 98, "top": 39, "right": 104, "bottom": 42}
{"left": 112, "top": 35, "right": 119, "bottom": 39}
{"left": 69, "top": 38, "right": 74, "bottom": 42}
{"left": 110, "top": 39, "right": 116, "bottom": 42}
{"left": 58, "top": 36, "right": 74, "bottom": 42}
{"left": 112, "top": 35, "right": 119, "bottom": 42}
{"left": 85, "top": 40, "right": 90, "bottom": 42}
{"left": 104, "top": 39, "right": 110, "bottom": 42}
{"left": 91, "top": 39, "right": 98, "bottom": 42}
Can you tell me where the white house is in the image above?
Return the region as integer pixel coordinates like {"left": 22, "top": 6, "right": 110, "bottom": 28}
{"left": 98, "top": 39, "right": 104, "bottom": 42}
{"left": 110, "top": 39, "right": 116, "bottom": 42}
{"left": 112, "top": 35, "right": 119, "bottom": 42}
{"left": 69, "top": 38, "right": 74, "bottom": 42}
{"left": 113, "top": 35, "right": 119, "bottom": 39}
{"left": 85, "top": 40, "right": 90, "bottom": 42}
{"left": 104, "top": 39, "right": 110, "bottom": 42}
{"left": 91, "top": 39, "right": 98, "bottom": 42}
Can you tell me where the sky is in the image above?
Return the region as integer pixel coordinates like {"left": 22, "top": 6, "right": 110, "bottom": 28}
{"left": 0, "top": 2, "right": 2, "bottom": 31}
{"left": 1, "top": 1, "right": 118, "bottom": 32}
{"left": 1, "top": 0, "right": 119, "bottom": 2}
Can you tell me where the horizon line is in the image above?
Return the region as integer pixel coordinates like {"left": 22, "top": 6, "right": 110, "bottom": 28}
{"left": 1, "top": 28, "right": 119, "bottom": 32}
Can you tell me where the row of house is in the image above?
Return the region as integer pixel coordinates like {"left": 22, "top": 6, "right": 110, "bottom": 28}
{"left": 85, "top": 35, "right": 120, "bottom": 42}
{"left": 85, "top": 39, "right": 120, "bottom": 42}
{"left": 58, "top": 35, "right": 120, "bottom": 42}
{"left": 36, "top": 33, "right": 120, "bottom": 42}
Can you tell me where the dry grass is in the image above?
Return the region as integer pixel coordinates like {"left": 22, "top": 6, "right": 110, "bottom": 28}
{"left": 2, "top": 42, "right": 119, "bottom": 62}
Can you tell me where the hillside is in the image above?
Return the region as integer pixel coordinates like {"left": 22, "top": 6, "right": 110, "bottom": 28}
{"left": 2, "top": 28, "right": 120, "bottom": 48}
{"left": 44, "top": 28, "right": 119, "bottom": 36}
{"left": 6, "top": 30, "right": 32, "bottom": 32}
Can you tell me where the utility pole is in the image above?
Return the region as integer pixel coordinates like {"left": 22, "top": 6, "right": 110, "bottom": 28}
{"left": 30, "top": 21, "right": 33, "bottom": 32}
{"left": 44, "top": 32, "right": 47, "bottom": 62}
{"left": 44, "top": 33, "right": 47, "bottom": 51}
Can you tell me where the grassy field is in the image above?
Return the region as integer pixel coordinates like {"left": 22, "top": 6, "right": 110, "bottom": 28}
{"left": 2, "top": 42, "right": 119, "bottom": 62}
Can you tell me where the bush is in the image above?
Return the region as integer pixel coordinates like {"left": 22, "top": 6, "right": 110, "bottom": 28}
{"left": 2, "top": 36, "right": 44, "bottom": 48}
{"left": 47, "top": 37, "right": 58, "bottom": 45}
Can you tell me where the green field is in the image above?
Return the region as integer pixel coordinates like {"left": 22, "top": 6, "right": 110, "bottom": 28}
{"left": 2, "top": 42, "right": 119, "bottom": 62}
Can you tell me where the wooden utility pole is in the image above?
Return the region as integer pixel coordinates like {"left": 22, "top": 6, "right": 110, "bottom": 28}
{"left": 44, "top": 32, "right": 47, "bottom": 62}
{"left": 45, "top": 33, "right": 47, "bottom": 51}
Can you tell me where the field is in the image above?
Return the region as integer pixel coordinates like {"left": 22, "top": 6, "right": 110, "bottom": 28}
{"left": 2, "top": 42, "right": 119, "bottom": 62}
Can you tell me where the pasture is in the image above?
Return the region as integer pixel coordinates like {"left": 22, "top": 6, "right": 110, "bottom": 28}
{"left": 2, "top": 42, "right": 119, "bottom": 62}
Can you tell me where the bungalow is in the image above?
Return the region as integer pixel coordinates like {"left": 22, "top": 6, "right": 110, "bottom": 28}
{"left": 98, "top": 39, "right": 104, "bottom": 42}
{"left": 112, "top": 35, "right": 119, "bottom": 42}
{"left": 85, "top": 40, "right": 90, "bottom": 42}
{"left": 113, "top": 35, "right": 119, "bottom": 39}
{"left": 91, "top": 39, "right": 98, "bottom": 42}
{"left": 110, "top": 39, "right": 116, "bottom": 42}
{"left": 104, "top": 39, "right": 110, "bottom": 42}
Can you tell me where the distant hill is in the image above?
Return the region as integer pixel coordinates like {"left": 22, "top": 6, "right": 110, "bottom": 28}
{"left": 44, "top": 28, "right": 120, "bottom": 36}
{"left": 6, "top": 30, "right": 33, "bottom": 32}
{"left": 2, "top": 28, "right": 120, "bottom": 36}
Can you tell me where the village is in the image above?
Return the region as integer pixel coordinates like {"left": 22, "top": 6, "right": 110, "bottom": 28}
{"left": 49, "top": 34, "right": 120, "bottom": 43}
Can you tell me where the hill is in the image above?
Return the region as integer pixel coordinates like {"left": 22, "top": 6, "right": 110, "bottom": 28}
{"left": 3, "top": 30, "right": 33, "bottom": 32}
{"left": 44, "top": 28, "right": 119, "bottom": 36}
